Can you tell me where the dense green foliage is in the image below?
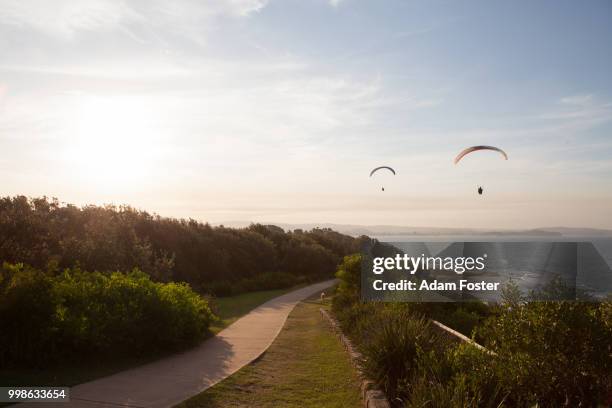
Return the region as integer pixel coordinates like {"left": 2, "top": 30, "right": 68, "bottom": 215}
{"left": 359, "top": 312, "right": 447, "bottom": 402}
{"left": 473, "top": 286, "right": 612, "bottom": 406}
{"left": 0, "top": 263, "right": 214, "bottom": 368}
{"left": 0, "top": 196, "right": 363, "bottom": 294}
{"left": 0, "top": 196, "right": 361, "bottom": 370}
{"left": 332, "top": 254, "right": 612, "bottom": 407}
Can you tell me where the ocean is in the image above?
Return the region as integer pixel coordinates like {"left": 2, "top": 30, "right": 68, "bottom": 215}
{"left": 372, "top": 235, "right": 612, "bottom": 300}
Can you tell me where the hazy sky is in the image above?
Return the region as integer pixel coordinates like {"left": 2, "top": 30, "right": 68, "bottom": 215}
{"left": 1, "top": 0, "right": 611, "bottom": 228}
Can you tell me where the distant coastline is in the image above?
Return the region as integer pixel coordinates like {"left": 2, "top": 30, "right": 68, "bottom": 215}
{"left": 373, "top": 229, "right": 562, "bottom": 237}
{"left": 217, "top": 221, "right": 612, "bottom": 239}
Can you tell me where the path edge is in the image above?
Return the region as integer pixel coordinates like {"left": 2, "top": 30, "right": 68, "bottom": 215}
{"left": 202, "top": 280, "right": 339, "bottom": 392}
{"left": 319, "top": 308, "right": 391, "bottom": 408}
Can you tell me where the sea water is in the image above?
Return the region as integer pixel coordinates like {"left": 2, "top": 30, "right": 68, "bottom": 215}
{"left": 373, "top": 235, "right": 612, "bottom": 300}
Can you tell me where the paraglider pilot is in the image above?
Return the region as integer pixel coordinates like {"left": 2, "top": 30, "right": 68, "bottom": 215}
{"left": 478, "top": 186, "right": 483, "bottom": 195}
{"left": 370, "top": 166, "right": 395, "bottom": 192}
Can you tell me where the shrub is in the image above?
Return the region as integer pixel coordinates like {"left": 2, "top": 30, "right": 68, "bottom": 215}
{"left": 234, "top": 271, "right": 300, "bottom": 293}
{"left": 444, "top": 344, "right": 509, "bottom": 407}
{"left": 476, "top": 299, "right": 611, "bottom": 406}
{"left": 404, "top": 376, "right": 490, "bottom": 408}
{"left": 403, "top": 301, "right": 491, "bottom": 338}
{"left": 0, "top": 263, "right": 58, "bottom": 367}
{"left": 202, "top": 280, "right": 235, "bottom": 297}
{"left": 0, "top": 264, "right": 215, "bottom": 367}
{"left": 359, "top": 311, "right": 448, "bottom": 402}
{"left": 203, "top": 271, "right": 301, "bottom": 296}
{"left": 331, "top": 255, "right": 612, "bottom": 407}
{"left": 332, "top": 254, "right": 362, "bottom": 313}
{"left": 153, "top": 281, "right": 213, "bottom": 349}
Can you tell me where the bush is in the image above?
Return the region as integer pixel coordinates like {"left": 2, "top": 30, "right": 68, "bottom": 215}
{"left": 331, "top": 254, "right": 612, "bottom": 407}
{"left": 476, "top": 299, "right": 611, "bottom": 406}
{"left": 153, "top": 281, "right": 213, "bottom": 349}
{"left": 0, "top": 263, "right": 58, "bottom": 366}
{"left": 443, "top": 344, "right": 509, "bottom": 407}
{"left": 359, "top": 311, "right": 448, "bottom": 402}
{"left": 404, "top": 376, "right": 492, "bottom": 408}
{"left": 332, "top": 254, "right": 362, "bottom": 313}
{"left": 202, "top": 280, "right": 235, "bottom": 297}
{"left": 0, "top": 263, "right": 215, "bottom": 367}
{"left": 234, "top": 271, "right": 301, "bottom": 293}
{"left": 403, "top": 302, "right": 491, "bottom": 338}
{"left": 202, "top": 271, "right": 302, "bottom": 296}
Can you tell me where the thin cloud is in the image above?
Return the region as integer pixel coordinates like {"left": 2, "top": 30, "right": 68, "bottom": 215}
{"left": 540, "top": 96, "right": 612, "bottom": 124}
{"left": 0, "top": 0, "right": 136, "bottom": 37}
{"left": 559, "top": 94, "right": 593, "bottom": 105}
{"left": 0, "top": 62, "right": 194, "bottom": 79}
{"left": 0, "top": 0, "right": 268, "bottom": 38}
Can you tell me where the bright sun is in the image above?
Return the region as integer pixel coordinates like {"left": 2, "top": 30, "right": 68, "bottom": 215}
{"left": 66, "top": 96, "right": 158, "bottom": 190}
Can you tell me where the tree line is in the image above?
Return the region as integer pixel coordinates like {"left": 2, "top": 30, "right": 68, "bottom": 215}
{"left": 0, "top": 196, "right": 365, "bottom": 294}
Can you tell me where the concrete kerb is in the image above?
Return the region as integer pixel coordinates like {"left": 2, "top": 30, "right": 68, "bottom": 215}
{"left": 319, "top": 309, "right": 495, "bottom": 408}
{"left": 319, "top": 308, "right": 391, "bottom": 408}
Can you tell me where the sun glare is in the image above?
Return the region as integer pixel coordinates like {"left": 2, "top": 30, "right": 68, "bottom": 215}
{"left": 66, "top": 96, "right": 159, "bottom": 190}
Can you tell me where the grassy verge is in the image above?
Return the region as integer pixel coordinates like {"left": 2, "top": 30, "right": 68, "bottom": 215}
{"left": 177, "top": 296, "right": 361, "bottom": 408}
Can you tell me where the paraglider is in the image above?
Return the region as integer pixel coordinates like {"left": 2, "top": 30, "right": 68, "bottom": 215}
{"left": 454, "top": 146, "right": 507, "bottom": 196}
{"left": 369, "top": 166, "right": 396, "bottom": 177}
{"left": 370, "top": 166, "right": 395, "bottom": 192}
{"left": 454, "top": 145, "right": 508, "bottom": 164}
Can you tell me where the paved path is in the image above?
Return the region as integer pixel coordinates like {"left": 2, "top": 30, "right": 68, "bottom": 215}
{"left": 17, "top": 280, "right": 336, "bottom": 408}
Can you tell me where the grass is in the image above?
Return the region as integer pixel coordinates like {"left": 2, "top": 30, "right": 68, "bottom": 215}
{"left": 177, "top": 295, "right": 361, "bottom": 408}
{"left": 0, "top": 285, "right": 303, "bottom": 392}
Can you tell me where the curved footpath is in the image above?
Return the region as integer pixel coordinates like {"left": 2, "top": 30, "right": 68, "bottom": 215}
{"left": 17, "top": 280, "right": 336, "bottom": 408}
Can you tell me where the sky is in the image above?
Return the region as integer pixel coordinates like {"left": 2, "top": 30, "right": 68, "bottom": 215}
{"left": 1, "top": 0, "right": 611, "bottom": 229}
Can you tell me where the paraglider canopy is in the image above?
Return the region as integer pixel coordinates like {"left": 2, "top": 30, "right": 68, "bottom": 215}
{"left": 454, "top": 146, "right": 508, "bottom": 164}
{"left": 369, "top": 166, "right": 396, "bottom": 177}
{"left": 370, "top": 166, "right": 395, "bottom": 192}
